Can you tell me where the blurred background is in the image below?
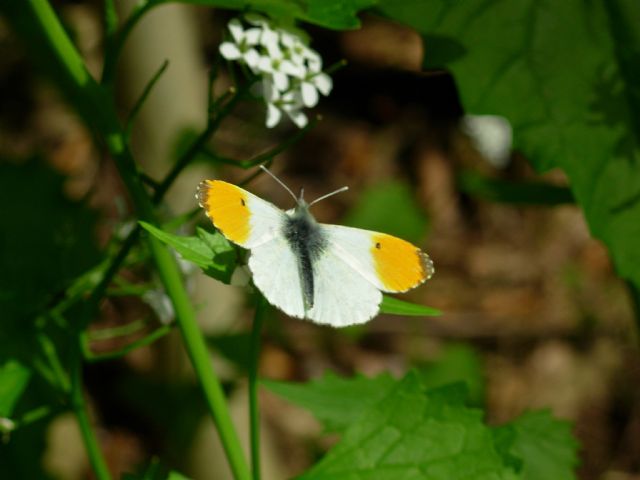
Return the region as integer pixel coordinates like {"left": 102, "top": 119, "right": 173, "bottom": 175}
{"left": 1, "top": 1, "right": 639, "bottom": 479}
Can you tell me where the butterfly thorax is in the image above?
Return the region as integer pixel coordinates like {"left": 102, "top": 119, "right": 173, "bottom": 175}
{"left": 282, "top": 204, "right": 327, "bottom": 311}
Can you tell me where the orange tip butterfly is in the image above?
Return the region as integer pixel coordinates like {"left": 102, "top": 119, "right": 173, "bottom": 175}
{"left": 196, "top": 167, "right": 434, "bottom": 327}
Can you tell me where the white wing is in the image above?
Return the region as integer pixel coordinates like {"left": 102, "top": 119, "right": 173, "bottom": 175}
{"left": 320, "top": 224, "right": 434, "bottom": 293}
{"left": 306, "top": 249, "right": 382, "bottom": 327}
{"left": 249, "top": 235, "right": 306, "bottom": 319}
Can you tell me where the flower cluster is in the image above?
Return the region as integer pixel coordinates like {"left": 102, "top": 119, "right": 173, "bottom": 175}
{"left": 219, "top": 14, "right": 333, "bottom": 128}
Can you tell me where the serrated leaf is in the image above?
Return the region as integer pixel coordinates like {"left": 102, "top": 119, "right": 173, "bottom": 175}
{"left": 343, "top": 181, "right": 429, "bottom": 244}
{"left": 0, "top": 359, "right": 31, "bottom": 417}
{"left": 150, "top": 0, "right": 377, "bottom": 30}
{"left": 139, "top": 222, "right": 236, "bottom": 283}
{"left": 380, "top": 295, "right": 441, "bottom": 316}
{"left": 493, "top": 410, "right": 579, "bottom": 480}
{"left": 378, "top": 0, "right": 640, "bottom": 291}
{"left": 298, "top": 371, "right": 519, "bottom": 480}
{"left": 263, "top": 371, "right": 396, "bottom": 432}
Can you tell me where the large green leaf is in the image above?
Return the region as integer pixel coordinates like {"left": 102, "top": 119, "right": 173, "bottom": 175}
{"left": 263, "top": 371, "right": 396, "bottom": 432}
{"left": 378, "top": 0, "right": 640, "bottom": 290}
{"left": 493, "top": 410, "right": 579, "bottom": 480}
{"left": 140, "top": 222, "right": 236, "bottom": 283}
{"left": 298, "top": 371, "right": 519, "bottom": 480}
{"left": 150, "top": 0, "right": 377, "bottom": 29}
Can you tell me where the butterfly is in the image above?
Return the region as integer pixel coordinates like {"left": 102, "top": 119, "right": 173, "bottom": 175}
{"left": 197, "top": 167, "right": 434, "bottom": 327}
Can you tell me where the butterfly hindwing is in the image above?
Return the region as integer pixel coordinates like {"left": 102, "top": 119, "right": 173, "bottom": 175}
{"left": 249, "top": 234, "right": 306, "bottom": 319}
{"left": 197, "top": 180, "right": 285, "bottom": 248}
{"left": 306, "top": 248, "right": 382, "bottom": 326}
{"left": 320, "top": 224, "right": 434, "bottom": 293}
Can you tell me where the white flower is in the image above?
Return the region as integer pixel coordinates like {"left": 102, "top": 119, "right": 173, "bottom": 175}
{"left": 299, "top": 71, "right": 333, "bottom": 108}
{"left": 220, "top": 15, "right": 333, "bottom": 128}
{"left": 462, "top": 115, "right": 513, "bottom": 168}
{"left": 263, "top": 79, "right": 308, "bottom": 128}
{"left": 219, "top": 18, "right": 261, "bottom": 70}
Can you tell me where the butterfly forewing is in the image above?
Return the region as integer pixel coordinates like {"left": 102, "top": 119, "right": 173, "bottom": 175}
{"left": 320, "top": 224, "right": 434, "bottom": 293}
{"left": 197, "top": 180, "right": 284, "bottom": 248}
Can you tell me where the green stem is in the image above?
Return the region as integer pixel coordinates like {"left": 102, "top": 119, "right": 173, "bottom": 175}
{"left": 3, "top": 3, "right": 250, "bottom": 479}
{"left": 36, "top": 332, "right": 71, "bottom": 393}
{"left": 102, "top": 0, "right": 154, "bottom": 85}
{"left": 248, "top": 295, "right": 268, "bottom": 480}
{"left": 84, "top": 324, "right": 174, "bottom": 363}
{"left": 203, "top": 116, "right": 318, "bottom": 170}
{"left": 71, "top": 351, "right": 111, "bottom": 480}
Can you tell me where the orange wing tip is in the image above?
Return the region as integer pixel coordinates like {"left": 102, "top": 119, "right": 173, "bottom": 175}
{"left": 197, "top": 180, "right": 251, "bottom": 245}
{"left": 371, "top": 233, "right": 435, "bottom": 292}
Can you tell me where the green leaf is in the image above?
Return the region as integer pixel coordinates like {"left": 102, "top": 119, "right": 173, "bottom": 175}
{"left": 298, "top": 371, "right": 519, "bottom": 480}
{"left": 139, "top": 222, "right": 236, "bottom": 283}
{"left": 493, "top": 410, "right": 579, "bottom": 480}
{"left": 379, "top": 295, "right": 441, "bottom": 316}
{"left": 151, "top": 0, "right": 377, "bottom": 29}
{"left": 343, "top": 181, "right": 429, "bottom": 244}
{"left": 378, "top": 0, "right": 640, "bottom": 291}
{"left": 417, "top": 344, "right": 484, "bottom": 407}
{"left": 0, "top": 359, "right": 31, "bottom": 418}
{"left": 457, "top": 171, "right": 574, "bottom": 206}
{"left": 263, "top": 371, "right": 396, "bottom": 432}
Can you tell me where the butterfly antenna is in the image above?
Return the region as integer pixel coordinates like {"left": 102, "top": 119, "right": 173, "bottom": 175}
{"left": 259, "top": 165, "right": 298, "bottom": 203}
{"left": 308, "top": 186, "right": 349, "bottom": 207}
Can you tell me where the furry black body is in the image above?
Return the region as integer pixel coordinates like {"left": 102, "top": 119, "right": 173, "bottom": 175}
{"left": 282, "top": 205, "right": 327, "bottom": 310}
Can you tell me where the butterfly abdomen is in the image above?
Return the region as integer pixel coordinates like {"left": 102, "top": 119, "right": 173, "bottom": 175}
{"left": 283, "top": 208, "right": 327, "bottom": 310}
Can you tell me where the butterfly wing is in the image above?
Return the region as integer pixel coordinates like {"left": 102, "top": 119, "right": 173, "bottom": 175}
{"left": 248, "top": 234, "right": 306, "bottom": 319}
{"left": 320, "top": 224, "right": 434, "bottom": 293}
{"left": 197, "top": 180, "right": 284, "bottom": 248}
{"left": 305, "top": 248, "right": 382, "bottom": 326}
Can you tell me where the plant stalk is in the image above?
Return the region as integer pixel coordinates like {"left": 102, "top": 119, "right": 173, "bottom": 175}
{"left": 248, "top": 295, "right": 268, "bottom": 480}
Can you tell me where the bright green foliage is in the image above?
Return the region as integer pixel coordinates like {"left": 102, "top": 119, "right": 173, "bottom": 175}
{"left": 298, "top": 371, "right": 519, "bottom": 480}
{"left": 140, "top": 222, "right": 236, "bottom": 283}
{"left": 379, "top": 296, "right": 441, "bottom": 317}
{"left": 269, "top": 370, "right": 578, "bottom": 479}
{"left": 263, "top": 371, "right": 396, "bottom": 432}
{"left": 343, "top": 181, "right": 429, "bottom": 245}
{"left": 378, "top": 0, "right": 640, "bottom": 291}
{"left": 151, "top": 0, "right": 377, "bottom": 29}
{"left": 417, "top": 344, "right": 484, "bottom": 407}
{"left": 0, "top": 359, "right": 31, "bottom": 418}
{"left": 494, "top": 410, "right": 579, "bottom": 480}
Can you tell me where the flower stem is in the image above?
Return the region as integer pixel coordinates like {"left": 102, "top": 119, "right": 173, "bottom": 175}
{"left": 248, "top": 295, "right": 268, "bottom": 480}
{"left": 71, "top": 351, "right": 111, "bottom": 480}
